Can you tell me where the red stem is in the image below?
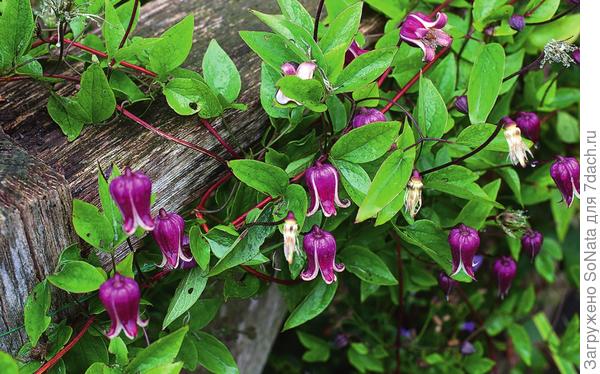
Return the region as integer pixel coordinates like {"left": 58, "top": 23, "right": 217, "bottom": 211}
{"left": 200, "top": 119, "right": 240, "bottom": 158}
{"left": 432, "top": 0, "right": 454, "bottom": 14}
{"left": 525, "top": 0, "right": 546, "bottom": 17}
{"left": 118, "top": 0, "right": 139, "bottom": 50}
{"left": 0, "top": 74, "right": 80, "bottom": 83}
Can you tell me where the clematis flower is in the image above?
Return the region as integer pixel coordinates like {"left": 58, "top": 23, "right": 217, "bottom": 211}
{"left": 514, "top": 112, "right": 541, "bottom": 142}
{"left": 438, "top": 272, "right": 458, "bottom": 300}
{"left": 109, "top": 167, "right": 154, "bottom": 235}
{"left": 550, "top": 156, "right": 580, "bottom": 207}
{"left": 572, "top": 48, "right": 580, "bottom": 65}
{"left": 99, "top": 274, "right": 148, "bottom": 339}
{"left": 493, "top": 256, "right": 517, "bottom": 299}
{"left": 282, "top": 212, "right": 300, "bottom": 264}
{"left": 521, "top": 229, "right": 543, "bottom": 261}
{"left": 404, "top": 169, "right": 423, "bottom": 218}
{"left": 178, "top": 236, "right": 197, "bottom": 270}
{"left": 351, "top": 107, "right": 386, "bottom": 128}
{"left": 306, "top": 161, "right": 350, "bottom": 217}
{"left": 152, "top": 208, "right": 192, "bottom": 269}
{"left": 461, "top": 321, "right": 477, "bottom": 333}
{"left": 400, "top": 12, "right": 452, "bottom": 62}
{"left": 275, "top": 61, "right": 317, "bottom": 105}
{"left": 344, "top": 40, "right": 368, "bottom": 65}
{"left": 454, "top": 95, "right": 468, "bottom": 114}
{"left": 461, "top": 341, "right": 476, "bottom": 355}
{"left": 301, "top": 225, "right": 344, "bottom": 284}
{"left": 448, "top": 224, "right": 480, "bottom": 280}
{"left": 503, "top": 116, "right": 533, "bottom": 168}
{"left": 472, "top": 255, "right": 484, "bottom": 273}
{"left": 509, "top": 15, "right": 525, "bottom": 31}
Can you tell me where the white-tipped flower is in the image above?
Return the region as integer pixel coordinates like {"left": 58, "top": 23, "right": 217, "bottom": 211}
{"left": 503, "top": 117, "right": 532, "bottom": 168}
{"left": 283, "top": 212, "right": 300, "bottom": 264}
{"left": 404, "top": 170, "right": 423, "bottom": 218}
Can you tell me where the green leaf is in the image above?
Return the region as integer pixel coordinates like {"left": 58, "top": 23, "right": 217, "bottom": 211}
{"left": 514, "top": 285, "right": 535, "bottom": 317}
{"left": 102, "top": 0, "right": 125, "bottom": 57}
{"left": 142, "top": 362, "right": 184, "bottom": 374}
{"left": 334, "top": 48, "right": 396, "bottom": 93}
{"left": 495, "top": 167, "right": 523, "bottom": 206}
{"left": 239, "top": 31, "right": 303, "bottom": 71}
{"left": 526, "top": 0, "right": 560, "bottom": 23}
{"left": 330, "top": 121, "right": 400, "bottom": 163}
{"left": 98, "top": 167, "right": 127, "bottom": 249}
{"left": 72, "top": 199, "right": 115, "bottom": 252}
{"left": 468, "top": 43, "right": 505, "bottom": 124}
{"left": 76, "top": 64, "right": 116, "bottom": 123}
{"left": 47, "top": 261, "right": 107, "bottom": 293}
{"left": 228, "top": 159, "right": 289, "bottom": 197}
{"left": 417, "top": 78, "right": 447, "bottom": 139}
{"left": 24, "top": 281, "right": 52, "bottom": 346}
{"left": 332, "top": 159, "right": 371, "bottom": 205}
{"left": 108, "top": 337, "right": 129, "bottom": 367}
{"left": 453, "top": 179, "right": 501, "bottom": 229}
{"left": 424, "top": 166, "right": 503, "bottom": 207}
{"left": 556, "top": 112, "right": 579, "bottom": 144}
{"left": 163, "top": 78, "right": 223, "bottom": 118}
{"left": 508, "top": 323, "right": 532, "bottom": 366}
{"left": 276, "top": 76, "right": 327, "bottom": 112}
{"left": 297, "top": 331, "right": 330, "bottom": 363}
{"left": 110, "top": 70, "right": 147, "bottom": 103}
{"left": 47, "top": 94, "right": 85, "bottom": 141}
{"left": 84, "top": 362, "right": 120, "bottom": 374}
{"left": 194, "top": 332, "right": 239, "bottom": 374}
{"left": 339, "top": 246, "right": 397, "bottom": 285}
{"left": 0, "top": 0, "right": 34, "bottom": 73}
{"left": 281, "top": 184, "right": 309, "bottom": 230}
{"left": 189, "top": 226, "right": 210, "bottom": 270}
{"left": 283, "top": 281, "right": 338, "bottom": 330}
{"left": 326, "top": 94, "right": 348, "bottom": 133}
{"left": 277, "top": 0, "right": 314, "bottom": 33}
{"left": 0, "top": 350, "right": 19, "bottom": 374}
{"left": 319, "top": 2, "right": 362, "bottom": 75}
{"left": 260, "top": 62, "right": 290, "bottom": 118}
{"left": 533, "top": 312, "right": 577, "bottom": 374}
{"left": 163, "top": 268, "right": 208, "bottom": 329}
{"left": 550, "top": 189, "right": 577, "bottom": 242}
{"left": 126, "top": 327, "right": 189, "bottom": 373}
{"left": 202, "top": 40, "right": 241, "bottom": 103}
{"left": 148, "top": 15, "right": 194, "bottom": 78}
{"left": 463, "top": 355, "right": 496, "bottom": 374}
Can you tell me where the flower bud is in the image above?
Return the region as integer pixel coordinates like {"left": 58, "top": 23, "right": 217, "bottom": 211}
{"left": 400, "top": 12, "right": 452, "bottom": 62}
{"left": 502, "top": 117, "right": 533, "bottom": 168}
{"left": 333, "top": 333, "right": 350, "bottom": 348}
{"left": 509, "top": 15, "right": 525, "bottom": 32}
{"left": 438, "top": 272, "right": 458, "bottom": 300}
{"left": 404, "top": 170, "right": 423, "bottom": 218}
{"left": 351, "top": 107, "right": 386, "bottom": 129}
{"left": 283, "top": 212, "right": 300, "bottom": 264}
{"left": 493, "top": 256, "right": 517, "bottom": 299}
{"left": 496, "top": 209, "right": 529, "bottom": 238}
{"left": 153, "top": 208, "right": 192, "bottom": 269}
{"left": 454, "top": 95, "right": 468, "bottom": 114}
{"left": 550, "top": 156, "right": 580, "bottom": 207}
{"left": 521, "top": 230, "right": 543, "bottom": 261}
{"left": 572, "top": 48, "right": 580, "bottom": 65}
{"left": 306, "top": 161, "right": 350, "bottom": 217}
{"left": 301, "top": 225, "right": 344, "bottom": 284}
{"left": 448, "top": 224, "right": 480, "bottom": 280}
{"left": 99, "top": 274, "right": 148, "bottom": 339}
{"left": 109, "top": 167, "right": 154, "bottom": 235}
{"left": 344, "top": 41, "right": 368, "bottom": 66}
{"left": 461, "top": 321, "right": 476, "bottom": 333}
{"left": 514, "top": 112, "right": 541, "bottom": 142}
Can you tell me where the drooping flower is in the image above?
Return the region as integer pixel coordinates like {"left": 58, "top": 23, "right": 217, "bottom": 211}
{"left": 550, "top": 156, "right": 580, "bottom": 207}
{"left": 503, "top": 116, "right": 533, "bottom": 168}
{"left": 99, "top": 274, "right": 148, "bottom": 339}
{"left": 454, "top": 95, "right": 468, "bottom": 114}
{"left": 400, "top": 12, "right": 452, "bottom": 62}
{"left": 509, "top": 15, "right": 525, "bottom": 31}
{"left": 521, "top": 230, "right": 544, "bottom": 261}
{"left": 178, "top": 236, "right": 197, "bottom": 270}
{"left": 404, "top": 170, "right": 423, "bottom": 218}
{"left": 514, "top": 112, "right": 541, "bottom": 142}
{"left": 438, "top": 272, "right": 458, "bottom": 300}
{"left": 345, "top": 40, "right": 368, "bottom": 65}
{"left": 351, "top": 107, "right": 386, "bottom": 128}
{"left": 109, "top": 167, "right": 155, "bottom": 235}
{"left": 448, "top": 224, "right": 480, "bottom": 280}
{"left": 461, "top": 321, "right": 477, "bottom": 333}
{"left": 572, "top": 48, "right": 580, "bottom": 65}
{"left": 152, "top": 208, "right": 192, "bottom": 269}
{"left": 283, "top": 211, "right": 300, "bottom": 264}
{"left": 275, "top": 61, "right": 317, "bottom": 105}
{"left": 301, "top": 225, "right": 344, "bottom": 284}
{"left": 472, "top": 255, "right": 484, "bottom": 273}
{"left": 493, "top": 256, "right": 518, "bottom": 299}
{"left": 306, "top": 161, "right": 350, "bottom": 217}
{"left": 461, "top": 341, "right": 476, "bottom": 355}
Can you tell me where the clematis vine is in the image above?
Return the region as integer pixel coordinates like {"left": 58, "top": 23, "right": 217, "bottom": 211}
{"left": 448, "top": 224, "right": 480, "bottom": 280}
{"left": 306, "top": 161, "right": 350, "bottom": 217}
{"left": 404, "top": 169, "right": 423, "bottom": 218}
{"left": 109, "top": 167, "right": 155, "bottom": 235}
{"left": 275, "top": 61, "right": 317, "bottom": 105}
{"left": 152, "top": 208, "right": 193, "bottom": 269}
{"left": 438, "top": 272, "right": 458, "bottom": 301}
{"left": 282, "top": 211, "right": 300, "bottom": 264}
{"left": 351, "top": 107, "right": 386, "bottom": 128}
{"left": 344, "top": 40, "right": 368, "bottom": 65}
{"left": 493, "top": 256, "right": 517, "bottom": 299}
{"left": 514, "top": 112, "right": 541, "bottom": 142}
{"left": 550, "top": 156, "right": 580, "bottom": 207}
{"left": 99, "top": 274, "right": 148, "bottom": 340}
{"left": 521, "top": 229, "right": 543, "bottom": 261}
{"left": 301, "top": 225, "right": 344, "bottom": 284}
{"left": 502, "top": 116, "right": 533, "bottom": 168}
{"left": 400, "top": 12, "right": 452, "bottom": 62}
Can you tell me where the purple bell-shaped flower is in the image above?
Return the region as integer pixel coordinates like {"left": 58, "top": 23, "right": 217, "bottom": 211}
{"left": 521, "top": 230, "right": 543, "bottom": 261}
{"left": 448, "top": 224, "right": 480, "bottom": 280}
{"left": 454, "top": 95, "right": 468, "bottom": 114}
{"left": 351, "top": 107, "right": 386, "bottom": 129}
{"left": 344, "top": 40, "right": 368, "bottom": 65}
{"left": 306, "top": 161, "right": 350, "bottom": 217}
{"left": 301, "top": 225, "right": 345, "bottom": 284}
{"left": 153, "top": 208, "right": 193, "bottom": 269}
{"left": 493, "top": 256, "right": 517, "bottom": 299}
{"left": 109, "top": 168, "right": 155, "bottom": 235}
{"left": 438, "top": 272, "right": 458, "bottom": 300}
{"left": 99, "top": 274, "right": 148, "bottom": 339}
{"left": 400, "top": 12, "right": 452, "bottom": 62}
{"left": 509, "top": 15, "right": 526, "bottom": 32}
{"left": 550, "top": 156, "right": 580, "bottom": 207}
{"left": 514, "top": 112, "right": 541, "bottom": 142}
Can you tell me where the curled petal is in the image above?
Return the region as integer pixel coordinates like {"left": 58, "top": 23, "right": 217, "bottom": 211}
{"left": 296, "top": 61, "right": 317, "bottom": 80}
{"left": 300, "top": 246, "right": 319, "bottom": 281}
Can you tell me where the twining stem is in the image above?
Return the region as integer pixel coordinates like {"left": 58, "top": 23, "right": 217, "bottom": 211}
{"left": 313, "top": 0, "right": 326, "bottom": 42}
{"left": 524, "top": 0, "right": 547, "bottom": 17}
{"left": 118, "top": 0, "right": 139, "bottom": 50}
{"left": 200, "top": 118, "right": 240, "bottom": 158}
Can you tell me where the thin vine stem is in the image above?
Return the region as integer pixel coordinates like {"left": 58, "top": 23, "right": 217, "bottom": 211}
{"left": 313, "top": 0, "right": 325, "bottom": 42}
{"left": 200, "top": 118, "right": 240, "bottom": 158}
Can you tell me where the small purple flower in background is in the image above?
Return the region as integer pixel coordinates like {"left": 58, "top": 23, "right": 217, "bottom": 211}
{"left": 472, "top": 255, "right": 484, "bottom": 273}
{"left": 400, "top": 12, "right": 452, "bottom": 62}
{"left": 351, "top": 107, "right": 386, "bottom": 129}
{"left": 493, "top": 256, "right": 518, "bottom": 299}
{"left": 454, "top": 95, "right": 468, "bottom": 114}
{"left": 551, "top": 156, "right": 580, "bottom": 207}
{"left": 99, "top": 274, "right": 148, "bottom": 339}
{"left": 306, "top": 161, "right": 350, "bottom": 217}
{"left": 509, "top": 15, "right": 525, "bottom": 32}
{"left": 275, "top": 61, "right": 317, "bottom": 105}
{"left": 404, "top": 170, "right": 423, "bottom": 218}
{"left": 460, "top": 341, "right": 476, "bottom": 355}
{"left": 438, "top": 272, "right": 458, "bottom": 300}
{"left": 461, "top": 321, "right": 477, "bottom": 333}
{"left": 283, "top": 212, "right": 300, "bottom": 264}
{"left": 514, "top": 112, "right": 541, "bottom": 142}
{"left": 572, "top": 48, "right": 580, "bottom": 65}
{"left": 301, "top": 225, "right": 344, "bottom": 284}
{"left": 109, "top": 168, "right": 154, "bottom": 235}
{"left": 521, "top": 230, "right": 543, "bottom": 261}
{"left": 345, "top": 40, "right": 368, "bottom": 65}
{"left": 333, "top": 333, "right": 350, "bottom": 349}
{"left": 153, "top": 208, "right": 192, "bottom": 269}
{"left": 448, "top": 224, "right": 480, "bottom": 280}
{"left": 502, "top": 116, "right": 533, "bottom": 168}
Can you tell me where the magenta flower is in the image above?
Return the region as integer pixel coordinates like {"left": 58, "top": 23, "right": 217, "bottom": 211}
{"left": 400, "top": 12, "right": 452, "bottom": 62}
{"left": 351, "top": 107, "right": 386, "bottom": 128}
{"left": 509, "top": 15, "right": 525, "bottom": 31}
{"left": 109, "top": 168, "right": 154, "bottom": 235}
{"left": 283, "top": 212, "right": 300, "bottom": 264}
{"left": 514, "top": 112, "right": 541, "bottom": 142}
{"left": 344, "top": 40, "right": 368, "bottom": 65}
{"left": 493, "top": 256, "right": 517, "bottom": 299}
{"left": 448, "top": 224, "right": 480, "bottom": 280}
{"left": 550, "top": 156, "right": 580, "bottom": 207}
{"left": 438, "top": 272, "right": 458, "bottom": 300}
{"left": 99, "top": 274, "right": 148, "bottom": 339}
{"left": 275, "top": 61, "right": 317, "bottom": 105}
{"left": 454, "top": 95, "right": 468, "bottom": 114}
{"left": 306, "top": 161, "right": 350, "bottom": 217}
{"left": 521, "top": 230, "right": 543, "bottom": 261}
{"left": 152, "top": 208, "right": 192, "bottom": 269}
{"left": 178, "top": 235, "right": 197, "bottom": 270}
{"left": 572, "top": 49, "right": 580, "bottom": 65}
{"left": 472, "top": 255, "right": 484, "bottom": 273}
{"left": 301, "top": 225, "right": 344, "bottom": 284}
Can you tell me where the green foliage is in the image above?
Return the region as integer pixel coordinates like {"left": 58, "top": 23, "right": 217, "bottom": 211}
{"left": 163, "top": 268, "right": 208, "bottom": 329}
{"left": 47, "top": 261, "right": 107, "bottom": 293}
